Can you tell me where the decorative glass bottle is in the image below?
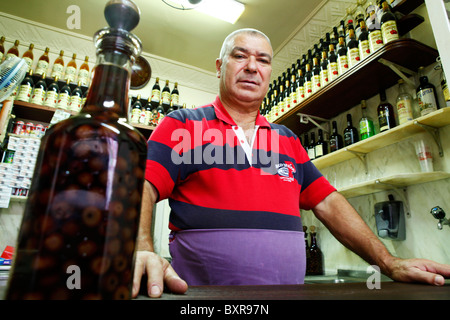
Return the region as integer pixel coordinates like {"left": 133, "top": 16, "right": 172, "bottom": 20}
{"left": 6, "top": 0, "right": 147, "bottom": 300}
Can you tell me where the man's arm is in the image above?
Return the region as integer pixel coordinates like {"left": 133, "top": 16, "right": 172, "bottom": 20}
{"left": 312, "top": 191, "right": 450, "bottom": 285}
{"left": 132, "top": 180, "right": 188, "bottom": 298}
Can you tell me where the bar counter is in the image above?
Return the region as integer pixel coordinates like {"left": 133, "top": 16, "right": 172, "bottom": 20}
{"left": 136, "top": 280, "right": 450, "bottom": 300}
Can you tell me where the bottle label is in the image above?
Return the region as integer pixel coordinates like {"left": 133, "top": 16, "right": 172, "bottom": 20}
{"left": 314, "top": 145, "right": 323, "bottom": 157}
{"left": 290, "top": 90, "right": 298, "bottom": 106}
{"left": 170, "top": 93, "right": 179, "bottom": 105}
{"left": 369, "top": 30, "right": 384, "bottom": 52}
{"left": 69, "top": 95, "right": 81, "bottom": 112}
{"left": 35, "top": 60, "right": 49, "bottom": 75}
{"left": 16, "top": 84, "right": 33, "bottom": 102}
{"left": 320, "top": 69, "right": 328, "bottom": 87}
{"left": 337, "top": 55, "right": 349, "bottom": 75}
{"left": 44, "top": 91, "right": 58, "bottom": 107}
{"left": 442, "top": 80, "right": 450, "bottom": 102}
{"left": 283, "top": 95, "right": 291, "bottom": 112}
{"left": 51, "top": 63, "right": 64, "bottom": 79}
{"left": 30, "top": 88, "right": 45, "bottom": 105}
{"left": 23, "top": 57, "right": 33, "bottom": 71}
{"left": 312, "top": 75, "right": 321, "bottom": 93}
{"left": 307, "top": 148, "right": 315, "bottom": 160}
{"left": 378, "top": 110, "right": 389, "bottom": 132}
{"left": 161, "top": 91, "right": 171, "bottom": 104}
{"left": 65, "top": 66, "right": 77, "bottom": 82}
{"left": 360, "top": 120, "right": 375, "bottom": 139}
{"left": 78, "top": 69, "right": 90, "bottom": 86}
{"left": 151, "top": 89, "right": 160, "bottom": 102}
{"left": 347, "top": 47, "right": 360, "bottom": 68}
{"left": 130, "top": 107, "right": 141, "bottom": 123}
{"left": 139, "top": 110, "right": 147, "bottom": 124}
{"left": 305, "top": 81, "right": 313, "bottom": 98}
{"left": 57, "top": 92, "right": 70, "bottom": 109}
{"left": 359, "top": 40, "right": 371, "bottom": 60}
{"left": 329, "top": 137, "right": 337, "bottom": 152}
{"left": 0, "top": 52, "right": 3, "bottom": 61}
{"left": 328, "top": 62, "right": 339, "bottom": 81}
{"left": 396, "top": 98, "right": 414, "bottom": 124}
{"left": 417, "top": 88, "right": 438, "bottom": 116}
{"left": 381, "top": 20, "right": 399, "bottom": 44}
{"left": 344, "top": 131, "right": 353, "bottom": 145}
{"left": 297, "top": 85, "right": 305, "bottom": 100}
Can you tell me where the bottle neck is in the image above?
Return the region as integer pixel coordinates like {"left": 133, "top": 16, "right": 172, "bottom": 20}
{"left": 82, "top": 51, "right": 132, "bottom": 118}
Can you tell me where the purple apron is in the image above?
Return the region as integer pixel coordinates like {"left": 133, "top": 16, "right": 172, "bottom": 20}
{"left": 169, "top": 229, "right": 306, "bottom": 286}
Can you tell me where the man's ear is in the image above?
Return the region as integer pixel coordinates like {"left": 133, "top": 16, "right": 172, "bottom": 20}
{"left": 215, "top": 59, "right": 222, "bottom": 78}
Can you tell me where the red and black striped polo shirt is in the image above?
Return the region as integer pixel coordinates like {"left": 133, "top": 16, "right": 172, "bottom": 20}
{"left": 145, "top": 96, "right": 335, "bottom": 232}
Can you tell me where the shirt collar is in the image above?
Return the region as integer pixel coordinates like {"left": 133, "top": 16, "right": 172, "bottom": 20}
{"left": 212, "top": 96, "right": 271, "bottom": 129}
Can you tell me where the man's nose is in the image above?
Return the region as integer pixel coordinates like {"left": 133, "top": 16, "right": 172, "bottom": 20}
{"left": 245, "top": 56, "right": 257, "bottom": 72}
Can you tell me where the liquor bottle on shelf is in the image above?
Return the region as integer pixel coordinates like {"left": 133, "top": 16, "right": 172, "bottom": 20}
{"left": 43, "top": 76, "right": 60, "bottom": 108}
{"left": 276, "top": 78, "right": 285, "bottom": 118}
{"left": 359, "top": 100, "right": 375, "bottom": 140}
{"left": 130, "top": 94, "right": 142, "bottom": 124}
{"left": 51, "top": 50, "right": 65, "bottom": 79}
{"left": 69, "top": 80, "right": 83, "bottom": 112}
{"left": 367, "top": 1, "right": 383, "bottom": 53}
{"left": 337, "top": 36, "right": 349, "bottom": 76}
{"left": 396, "top": 79, "right": 414, "bottom": 125}
{"left": 22, "top": 43, "right": 34, "bottom": 71}
{"left": 347, "top": 28, "right": 360, "bottom": 69}
{"left": 5, "top": 3, "right": 147, "bottom": 299}
{"left": 150, "top": 77, "right": 161, "bottom": 107}
{"left": 35, "top": 47, "right": 50, "bottom": 76}
{"left": 327, "top": 44, "right": 339, "bottom": 82}
{"left": 304, "top": 62, "right": 313, "bottom": 99}
{"left": 303, "top": 132, "right": 309, "bottom": 154}
{"left": 314, "top": 129, "right": 328, "bottom": 159}
{"left": 0, "top": 36, "right": 5, "bottom": 61}
{"left": 288, "top": 72, "right": 298, "bottom": 110}
{"left": 307, "top": 131, "right": 316, "bottom": 160}
{"left": 77, "top": 56, "right": 90, "bottom": 86}
{"left": 6, "top": 40, "right": 19, "bottom": 59}
{"left": 170, "top": 82, "right": 179, "bottom": 106}
{"left": 156, "top": 100, "right": 166, "bottom": 125}
{"left": 65, "top": 53, "right": 78, "bottom": 83}
{"left": 344, "top": 113, "right": 359, "bottom": 146}
{"left": 142, "top": 97, "right": 153, "bottom": 126}
{"left": 282, "top": 75, "right": 291, "bottom": 115}
{"left": 167, "top": 101, "right": 175, "bottom": 115}
{"left": 354, "top": 0, "right": 366, "bottom": 39}
{"left": 306, "top": 225, "right": 324, "bottom": 275}
{"left": 416, "top": 67, "right": 440, "bottom": 116}
{"left": 30, "top": 72, "right": 47, "bottom": 105}
{"left": 312, "top": 57, "right": 321, "bottom": 94}
{"left": 296, "top": 68, "right": 305, "bottom": 102}
{"left": 358, "top": 20, "right": 371, "bottom": 61}
{"left": 380, "top": 0, "right": 399, "bottom": 45}
{"left": 16, "top": 70, "right": 34, "bottom": 102}
{"left": 344, "top": 7, "right": 355, "bottom": 46}
{"left": 330, "top": 26, "right": 339, "bottom": 50}
{"left": 56, "top": 79, "right": 71, "bottom": 110}
{"left": 329, "top": 120, "right": 344, "bottom": 152}
{"left": 320, "top": 50, "right": 329, "bottom": 88}
{"left": 161, "top": 80, "right": 171, "bottom": 107}
{"left": 377, "top": 88, "right": 396, "bottom": 132}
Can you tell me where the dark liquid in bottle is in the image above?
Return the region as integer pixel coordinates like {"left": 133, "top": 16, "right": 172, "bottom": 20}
{"left": 6, "top": 65, "right": 147, "bottom": 300}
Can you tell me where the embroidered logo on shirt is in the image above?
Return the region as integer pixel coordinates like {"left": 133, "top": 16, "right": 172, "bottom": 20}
{"left": 276, "top": 161, "right": 296, "bottom": 182}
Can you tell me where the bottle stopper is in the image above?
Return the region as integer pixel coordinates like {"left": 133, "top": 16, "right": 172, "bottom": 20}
{"left": 104, "top": 0, "right": 140, "bottom": 31}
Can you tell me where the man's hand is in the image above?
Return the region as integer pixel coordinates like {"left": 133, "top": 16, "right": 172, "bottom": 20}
{"left": 132, "top": 251, "right": 188, "bottom": 298}
{"left": 387, "top": 257, "right": 450, "bottom": 286}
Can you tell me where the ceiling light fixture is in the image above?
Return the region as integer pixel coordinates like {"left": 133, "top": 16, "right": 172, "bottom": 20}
{"left": 162, "top": 0, "right": 245, "bottom": 24}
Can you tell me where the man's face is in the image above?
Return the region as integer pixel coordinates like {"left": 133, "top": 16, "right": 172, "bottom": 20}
{"left": 216, "top": 33, "right": 272, "bottom": 106}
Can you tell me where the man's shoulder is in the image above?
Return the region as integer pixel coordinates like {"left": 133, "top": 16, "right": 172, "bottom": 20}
{"left": 167, "top": 104, "right": 216, "bottom": 123}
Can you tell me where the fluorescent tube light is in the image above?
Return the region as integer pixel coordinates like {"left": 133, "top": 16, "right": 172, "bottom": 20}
{"left": 167, "top": 0, "right": 245, "bottom": 24}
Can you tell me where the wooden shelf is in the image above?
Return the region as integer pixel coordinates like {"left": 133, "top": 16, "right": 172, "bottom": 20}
{"left": 339, "top": 172, "right": 450, "bottom": 199}
{"left": 274, "top": 39, "right": 439, "bottom": 137}
{"left": 11, "top": 100, "right": 156, "bottom": 138}
{"left": 313, "top": 108, "right": 450, "bottom": 170}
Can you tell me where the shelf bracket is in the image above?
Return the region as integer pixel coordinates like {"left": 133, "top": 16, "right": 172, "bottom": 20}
{"left": 413, "top": 121, "right": 444, "bottom": 157}
{"left": 345, "top": 148, "right": 369, "bottom": 174}
{"left": 297, "top": 113, "right": 331, "bottom": 134}
{"left": 374, "top": 181, "right": 411, "bottom": 217}
{"left": 378, "top": 58, "right": 417, "bottom": 88}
